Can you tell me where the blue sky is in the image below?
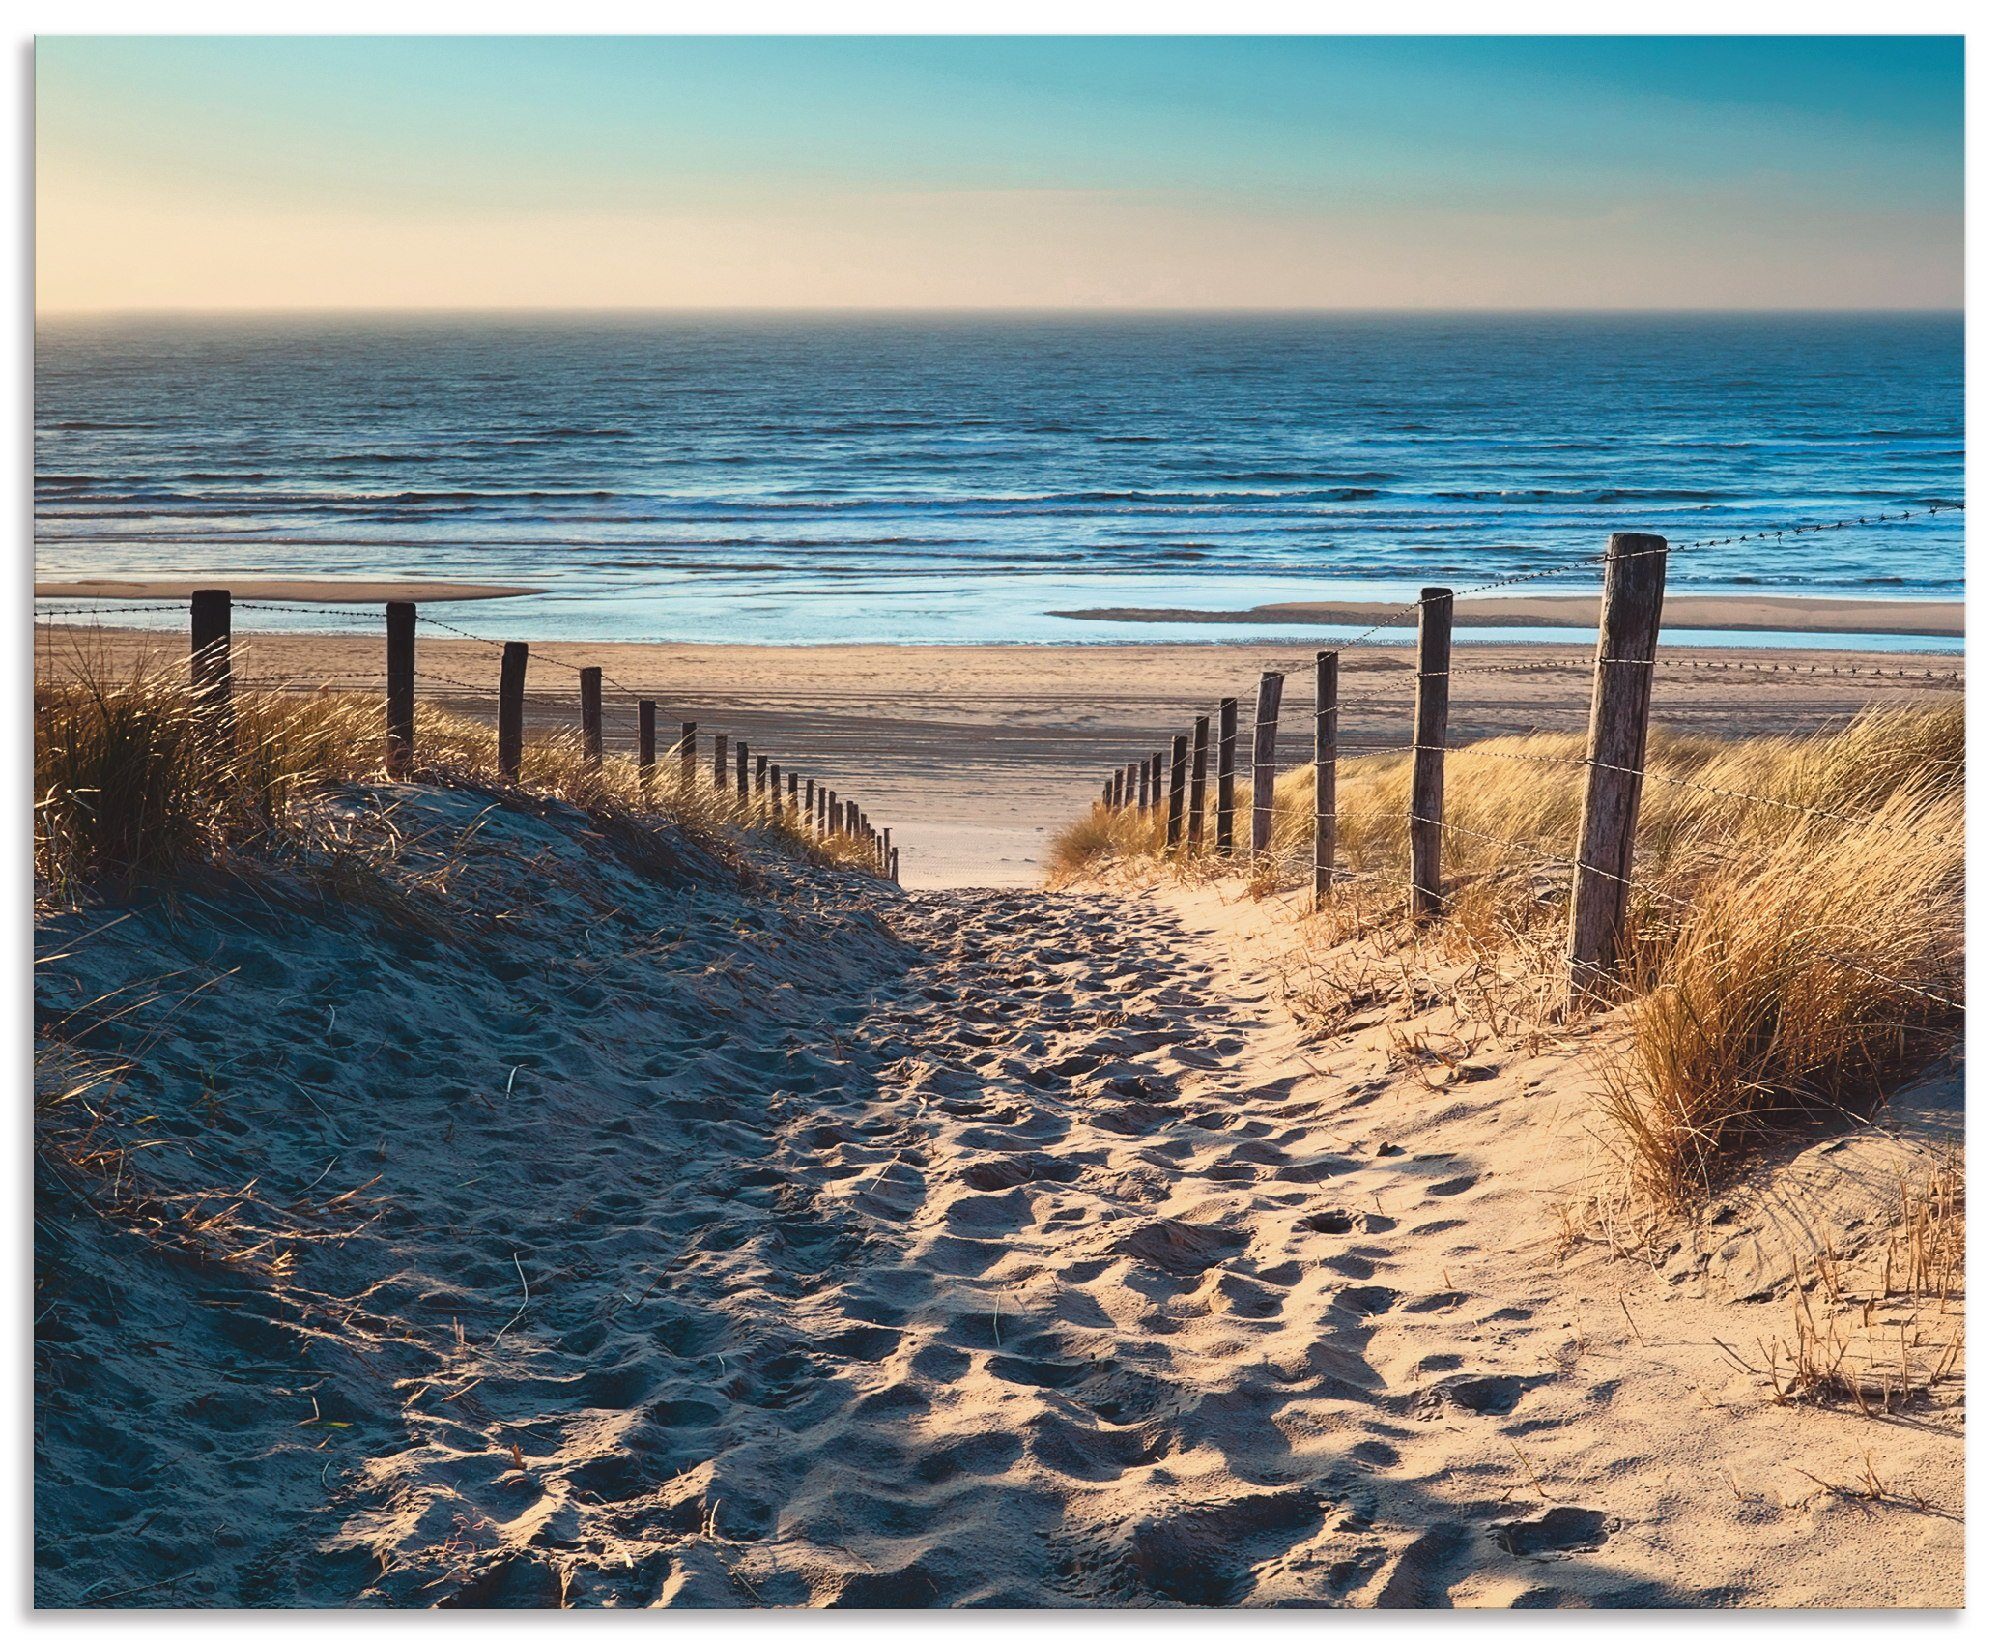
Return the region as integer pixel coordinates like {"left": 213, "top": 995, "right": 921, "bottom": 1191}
{"left": 36, "top": 35, "right": 1965, "bottom": 309}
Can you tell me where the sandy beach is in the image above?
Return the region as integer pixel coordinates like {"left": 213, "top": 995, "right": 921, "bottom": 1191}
{"left": 35, "top": 622, "right": 1964, "bottom": 890}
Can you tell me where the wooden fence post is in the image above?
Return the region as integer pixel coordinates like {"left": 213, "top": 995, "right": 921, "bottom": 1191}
{"left": 190, "top": 589, "right": 234, "bottom": 753}
{"left": 1567, "top": 533, "right": 1669, "bottom": 1009}
{"left": 713, "top": 733, "right": 728, "bottom": 790}
{"left": 385, "top": 600, "right": 416, "bottom": 775}
{"left": 498, "top": 641, "right": 528, "bottom": 779}
{"left": 680, "top": 721, "right": 698, "bottom": 791}
{"left": 1112, "top": 767, "right": 1125, "bottom": 809}
{"left": 890, "top": 846, "right": 900, "bottom": 884}
{"left": 736, "top": 741, "right": 750, "bottom": 802}
{"left": 1216, "top": 697, "right": 1238, "bottom": 856}
{"left": 755, "top": 753, "right": 769, "bottom": 809}
{"left": 1150, "top": 753, "right": 1164, "bottom": 819}
{"left": 1314, "top": 650, "right": 1338, "bottom": 907}
{"left": 788, "top": 770, "right": 799, "bottom": 819}
{"left": 766, "top": 759, "right": 780, "bottom": 822}
{"left": 1188, "top": 714, "right": 1210, "bottom": 852}
{"left": 638, "top": 699, "right": 657, "bottom": 795}
{"left": 805, "top": 777, "right": 817, "bottom": 822}
{"left": 580, "top": 667, "right": 603, "bottom": 765}
{"left": 881, "top": 827, "right": 892, "bottom": 870}
{"left": 1127, "top": 761, "right": 1140, "bottom": 811}
{"left": 1250, "top": 671, "right": 1283, "bottom": 856}
{"left": 1410, "top": 587, "right": 1453, "bottom": 919}
{"left": 820, "top": 788, "right": 832, "bottom": 832}
{"left": 1167, "top": 734, "right": 1189, "bottom": 848}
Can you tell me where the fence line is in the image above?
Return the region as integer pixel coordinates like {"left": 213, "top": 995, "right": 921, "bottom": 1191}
{"left": 35, "top": 591, "right": 900, "bottom": 885}
{"left": 1090, "top": 499, "right": 1964, "bottom": 1014}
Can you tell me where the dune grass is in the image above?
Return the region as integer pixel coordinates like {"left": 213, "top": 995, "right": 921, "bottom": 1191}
{"left": 1050, "top": 704, "right": 1964, "bottom": 1200}
{"left": 34, "top": 648, "right": 887, "bottom": 901}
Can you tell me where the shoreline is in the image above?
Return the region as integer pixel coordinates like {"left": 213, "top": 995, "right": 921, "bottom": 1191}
{"left": 33, "top": 577, "right": 540, "bottom": 603}
{"left": 1052, "top": 592, "right": 1965, "bottom": 638}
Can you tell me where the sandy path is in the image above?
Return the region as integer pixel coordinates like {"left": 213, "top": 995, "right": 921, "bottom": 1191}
{"left": 36, "top": 787, "right": 1959, "bottom": 1604}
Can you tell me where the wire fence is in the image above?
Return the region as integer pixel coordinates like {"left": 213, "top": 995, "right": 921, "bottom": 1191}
{"left": 33, "top": 594, "right": 901, "bottom": 884}
{"left": 1090, "top": 501, "right": 1965, "bottom": 1016}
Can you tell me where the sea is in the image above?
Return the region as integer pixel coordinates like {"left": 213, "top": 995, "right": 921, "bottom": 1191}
{"left": 33, "top": 312, "right": 1965, "bottom": 649}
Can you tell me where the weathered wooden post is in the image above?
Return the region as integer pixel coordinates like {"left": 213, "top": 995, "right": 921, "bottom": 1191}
{"left": 1250, "top": 671, "right": 1283, "bottom": 856}
{"left": 1314, "top": 650, "right": 1338, "bottom": 907}
{"left": 1127, "top": 761, "right": 1141, "bottom": 811}
{"left": 190, "top": 588, "right": 234, "bottom": 753}
{"left": 848, "top": 800, "right": 860, "bottom": 836}
{"left": 788, "top": 770, "right": 800, "bottom": 820}
{"left": 637, "top": 699, "right": 657, "bottom": 795}
{"left": 755, "top": 753, "right": 769, "bottom": 810}
{"left": 766, "top": 759, "right": 780, "bottom": 823}
{"left": 890, "top": 846, "right": 900, "bottom": 884}
{"left": 680, "top": 721, "right": 698, "bottom": 791}
{"left": 1167, "top": 733, "right": 1189, "bottom": 848}
{"left": 881, "top": 826, "right": 892, "bottom": 870}
{"left": 580, "top": 667, "right": 603, "bottom": 765}
{"left": 1111, "top": 767, "right": 1125, "bottom": 808}
{"left": 805, "top": 777, "right": 817, "bottom": 823}
{"left": 1410, "top": 588, "right": 1453, "bottom": 919}
{"left": 712, "top": 733, "right": 728, "bottom": 790}
{"left": 1149, "top": 752, "right": 1164, "bottom": 820}
{"left": 1567, "top": 533, "right": 1669, "bottom": 1009}
{"left": 1216, "top": 697, "right": 1237, "bottom": 856}
{"left": 385, "top": 600, "right": 416, "bottom": 775}
{"left": 1188, "top": 714, "right": 1210, "bottom": 852}
{"left": 498, "top": 641, "right": 528, "bottom": 779}
{"left": 820, "top": 788, "right": 832, "bottom": 832}
{"left": 736, "top": 741, "right": 750, "bottom": 802}
{"left": 1102, "top": 778, "right": 1113, "bottom": 808}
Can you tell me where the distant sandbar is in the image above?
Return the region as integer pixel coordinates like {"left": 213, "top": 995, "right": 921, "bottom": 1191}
{"left": 35, "top": 578, "right": 539, "bottom": 604}
{"left": 1053, "top": 593, "right": 1963, "bottom": 638}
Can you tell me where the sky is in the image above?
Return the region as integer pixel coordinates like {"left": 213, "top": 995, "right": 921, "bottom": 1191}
{"left": 35, "top": 35, "right": 1965, "bottom": 312}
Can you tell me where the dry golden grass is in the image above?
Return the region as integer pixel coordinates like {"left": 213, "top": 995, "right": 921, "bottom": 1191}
{"left": 1050, "top": 704, "right": 1964, "bottom": 1201}
{"left": 34, "top": 649, "right": 886, "bottom": 900}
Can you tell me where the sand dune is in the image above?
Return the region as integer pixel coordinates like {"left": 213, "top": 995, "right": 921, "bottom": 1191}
{"left": 34, "top": 780, "right": 1961, "bottom": 1607}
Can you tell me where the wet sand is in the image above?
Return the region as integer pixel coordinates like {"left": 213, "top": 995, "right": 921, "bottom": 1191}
{"left": 1056, "top": 593, "right": 1965, "bottom": 638}
{"left": 34, "top": 578, "right": 539, "bottom": 603}
{"left": 33, "top": 626, "right": 1963, "bottom": 890}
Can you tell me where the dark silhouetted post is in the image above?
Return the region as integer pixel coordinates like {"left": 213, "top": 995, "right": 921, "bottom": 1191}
{"left": 1112, "top": 767, "right": 1126, "bottom": 808}
{"left": 712, "top": 733, "right": 727, "bottom": 790}
{"left": 1250, "top": 671, "right": 1283, "bottom": 856}
{"left": 1567, "top": 534, "right": 1669, "bottom": 1009}
{"left": 1188, "top": 714, "right": 1210, "bottom": 852}
{"left": 890, "top": 846, "right": 900, "bottom": 884}
{"left": 190, "top": 588, "right": 234, "bottom": 752}
{"left": 736, "top": 741, "right": 750, "bottom": 801}
{"left": 580, "top": 667, "right": 603, "bottom": 765}
{"left": 385, "top": 600, "right": 416, "bottom": 775}
{"left": 1167, "top": 733, "right": 1189, "bottom": 848}
{"left": 1314, "top": 650, "right": 1338, "bottom": 907}
{"left": 1216, "top": 697, "right": 1238, "bottom": 856}
{"left": 499, "top": 641, "right": 528, "bottom": 779}
{"left": 1149, "top": 753, "right": 1164, "bottom": 819}
{"left": 1410, "top": 587, "right": 1453, "bottom": 919}
{"left": 637, "top": 699, "right": 657, "bottom": 795}
{"left": 680, "top": 721, "right": 698, "bottom": 790}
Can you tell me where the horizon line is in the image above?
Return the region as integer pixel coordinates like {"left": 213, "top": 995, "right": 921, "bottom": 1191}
{"left": 36, "top": 303, "right": 1969, "bottom": 320}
